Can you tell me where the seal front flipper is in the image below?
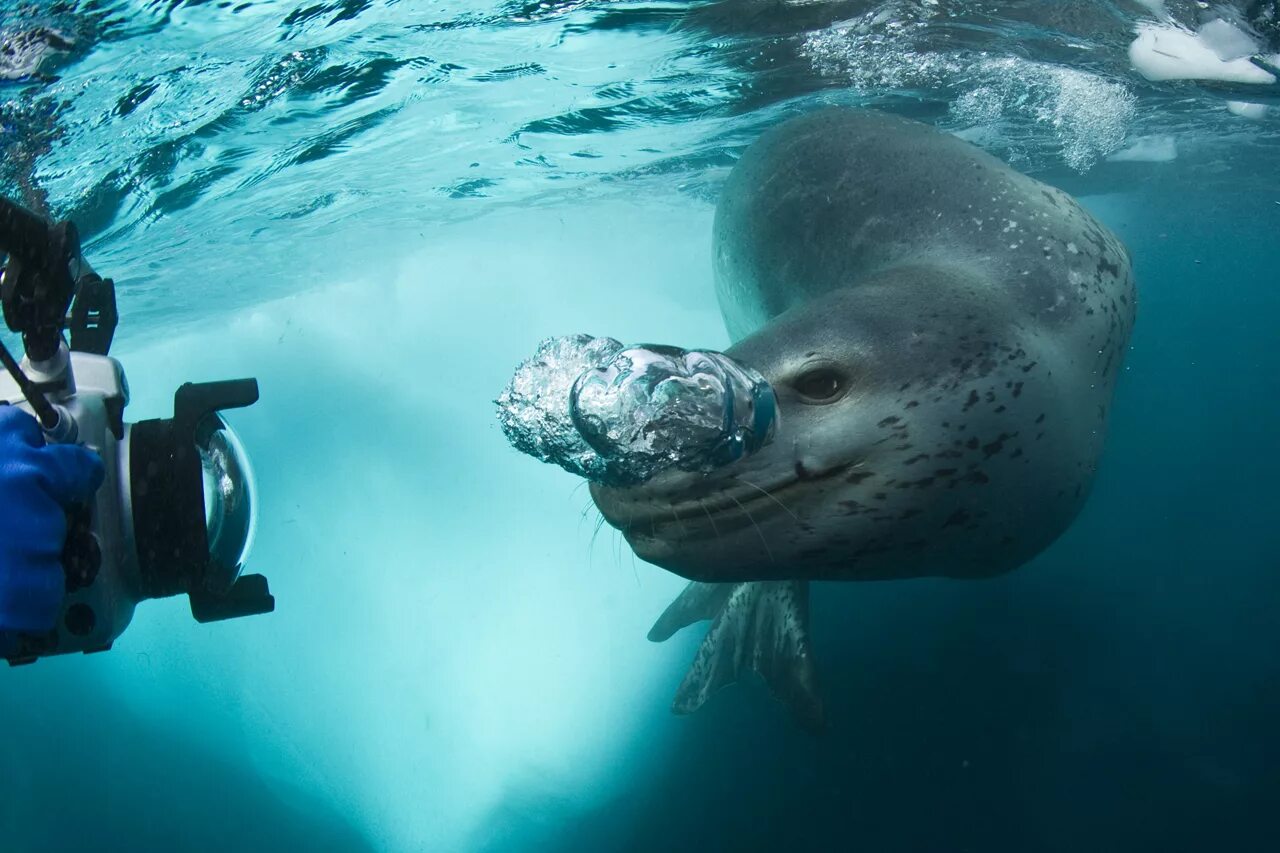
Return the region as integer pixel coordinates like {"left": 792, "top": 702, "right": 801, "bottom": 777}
{"left": 647, "top": 580, "right": 735, "bottom": 642}
{"left": 649, "top": 580, "right": 825, "bottom": 733}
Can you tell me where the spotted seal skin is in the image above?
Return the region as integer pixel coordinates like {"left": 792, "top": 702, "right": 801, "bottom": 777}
{"left": 589, "top": 108, "right": 1136, "bottom": 731}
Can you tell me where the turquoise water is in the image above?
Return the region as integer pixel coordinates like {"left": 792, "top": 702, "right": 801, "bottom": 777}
{"left": 2, "top": 1, "right": 1279, "bottom": 851}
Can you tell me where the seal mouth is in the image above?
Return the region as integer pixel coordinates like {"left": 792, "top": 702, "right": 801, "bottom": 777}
{"left": 597, "top": 459, "right": 857, "bottom": 536}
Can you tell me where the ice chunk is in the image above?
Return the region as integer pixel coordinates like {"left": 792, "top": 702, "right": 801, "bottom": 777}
{"left": 1129, "top": 23, "right": 1277, "bottom": 84}
{"left": 1106, "top": 135, "right": 1178, "bottom": 162}
{"left": 1227, "top": 100, "right": 1271, "bottom": 119}
{"left": 497, "top": 336, "right": 778, "bottom": 486}
{"left": 1198, "top": 19, "right": 1262, "bottom": 62}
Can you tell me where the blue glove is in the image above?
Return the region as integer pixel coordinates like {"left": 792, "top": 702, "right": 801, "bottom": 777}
{"left": 0, "top": 405, "right": 104, "bottom": 632}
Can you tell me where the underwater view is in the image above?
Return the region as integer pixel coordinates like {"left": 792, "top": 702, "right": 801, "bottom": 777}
{"left": 2, "top": 0, "right": 1278, "bottom": 850}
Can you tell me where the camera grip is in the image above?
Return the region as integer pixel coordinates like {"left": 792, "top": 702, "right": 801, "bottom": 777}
{"left": 61, "top": 503, "right": 100, "bottom": 593}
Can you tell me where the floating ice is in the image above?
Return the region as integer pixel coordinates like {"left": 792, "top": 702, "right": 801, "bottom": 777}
{"left": 1227, "top": 100, "right": 1271, "bottom": 119}
{"left": 497, "top": 335, "right": 778, "bottom": 486}
{"left": 1198, "top": 19, "right": 1262, "bottom": 63}
{"left": 1107, "top": 135, "right": 1178, "bottom": 162}
{"left": 1129, "top": 23, "right": 1277, "bottom": 84}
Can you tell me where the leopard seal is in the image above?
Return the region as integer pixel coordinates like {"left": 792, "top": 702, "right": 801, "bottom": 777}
{"left": 589, "top": 107, "right": 1136, "bottom": 731}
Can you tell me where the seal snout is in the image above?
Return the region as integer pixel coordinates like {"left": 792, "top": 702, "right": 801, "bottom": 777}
{"left": 590, "top": 463, "right": 783, "bottom": 539}
{"left": 794, "top": 459, "right": 840, "bottom": 481}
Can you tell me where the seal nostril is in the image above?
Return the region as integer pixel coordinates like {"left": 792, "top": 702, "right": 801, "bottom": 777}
{"left": 795, "top": 461, "right": 809, "bottom": 480}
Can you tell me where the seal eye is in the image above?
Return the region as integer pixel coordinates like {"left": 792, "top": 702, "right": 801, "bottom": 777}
{"left": 793, "top": 368, "right": 845, "bottom": 403}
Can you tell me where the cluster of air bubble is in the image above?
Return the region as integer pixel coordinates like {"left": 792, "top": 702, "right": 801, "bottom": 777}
{"left": 800, "top": 4, "right": 1139, "bottom": 172}
{"left": 495, "top": 334, "right": 625, "bottom": 484}
{"left": 496, "top": 334, "right": 778, "bottom": 487}
{"left": 800, "top": 3, "right": 962, "bottom": 92}
{"left": 949, "top": 60, "right": 1138, "bottom": 172}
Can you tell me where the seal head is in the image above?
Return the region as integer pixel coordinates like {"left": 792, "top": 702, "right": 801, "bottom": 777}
{"left": 593, "top": 108, "right": 1134, "bottom": 586}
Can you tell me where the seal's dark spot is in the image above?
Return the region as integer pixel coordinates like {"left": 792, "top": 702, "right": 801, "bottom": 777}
{"left": 839, "top": 500, "right": 866, "bottom": 515}
{"left": 878, "top": 416, "right": 902, "bottom": 428}
{"left": 982, "top": 434, "right": 1011, "bottom": 458}
{"left": 944, "top": 509, "right": 971, "bottom": 528}
{"left": 846, "top": 470, "right": 875, "bottom": 484}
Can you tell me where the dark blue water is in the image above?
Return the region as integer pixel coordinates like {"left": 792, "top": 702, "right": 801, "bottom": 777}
{"left": 2, "top": 1, "right": 1278, "bottom": 851}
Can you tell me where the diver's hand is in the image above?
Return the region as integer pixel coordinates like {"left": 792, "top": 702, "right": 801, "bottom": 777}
{"left": 0, "top": 405, "right": 104, "bottom": 632}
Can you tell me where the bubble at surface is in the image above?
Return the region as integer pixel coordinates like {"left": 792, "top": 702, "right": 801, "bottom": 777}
{"left": 802, "top": 10, "right": 1139, "bottom": 172}
{"left": 941, "top": 60, "right": 1138, "bottom": 172}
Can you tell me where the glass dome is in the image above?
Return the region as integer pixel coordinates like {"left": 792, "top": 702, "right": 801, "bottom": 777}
{"left": 198, "top": 414, "right": 258, "bottom": 587}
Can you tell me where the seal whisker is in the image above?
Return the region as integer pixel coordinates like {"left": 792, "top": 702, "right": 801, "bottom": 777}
{"left": 588, "top": 514, "right": 605, "bottom": 559}
{"left": 577, "top": 497, "right": 597, "bottom": 529}
{"left": 671, "top": 503, "right": 689, "bottom": 536}
{"left": 726, "top": 493, "right": 775, "bottom": 564}
{"left": 737, "top": 477, "right": 800, "bottom": 524}
{"left": 698, "top": 499, "right": 722, "bottom": 542}
{"left": 618, "top": 518, "right": 631, "bottom": 572}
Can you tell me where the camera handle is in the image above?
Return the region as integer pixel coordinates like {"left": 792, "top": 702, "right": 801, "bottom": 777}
{"left": 1, "top": 195, "right": 119, "bottom": 609}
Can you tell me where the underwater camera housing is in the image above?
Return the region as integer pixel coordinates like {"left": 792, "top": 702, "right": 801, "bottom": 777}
{"left": 0, "top": 195, "right": 273, "bottom": 664}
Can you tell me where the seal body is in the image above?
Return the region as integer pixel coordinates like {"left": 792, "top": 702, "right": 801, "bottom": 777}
{"left": 589, "top": 108, "right": 1135, "bottom": 727}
